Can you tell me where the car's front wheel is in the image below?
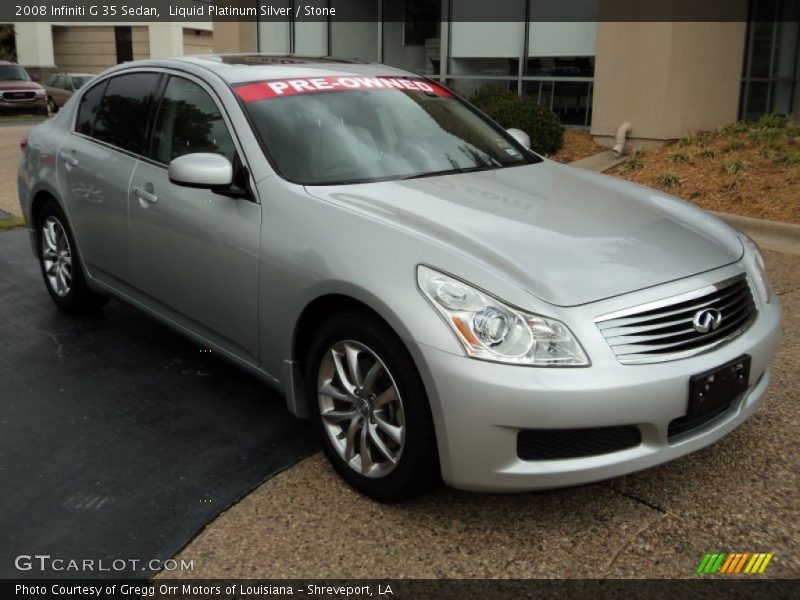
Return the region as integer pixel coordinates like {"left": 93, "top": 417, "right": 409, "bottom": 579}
{"left": 47, "top": 97, "right": 57, "bottom": 115}
{"left": 306, "top": 311, "right": 440, "bottom": 502}
{"left": 37, "top": 200, "right": 108, "bottom": 312}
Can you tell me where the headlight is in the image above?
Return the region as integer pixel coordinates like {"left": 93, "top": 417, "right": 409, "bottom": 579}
{"left": 738, "top": 232, "right": 771, "bottom": 304}
{"left": 34, "top": 89, "right": 46, "bottom": 98}
{"left": 417, "top": 265, "right": 589, "bottom": 366}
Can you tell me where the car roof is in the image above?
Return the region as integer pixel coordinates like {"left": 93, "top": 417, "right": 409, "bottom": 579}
{"left": 53, "top": 72, "right": 95, "bottom": 77}
{"left": 106, "top": 54, "right": 419, "bottom": 85}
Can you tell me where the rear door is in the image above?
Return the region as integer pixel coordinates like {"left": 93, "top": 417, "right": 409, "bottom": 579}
{"left": 58, "top": 72, "right": 161, "bottom": 284}
{"left": 128, "top": 73, "right": 261, "bottom": 361}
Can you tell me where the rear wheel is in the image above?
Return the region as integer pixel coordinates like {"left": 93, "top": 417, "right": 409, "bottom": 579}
{"left": 306, "top": 311, "right": 440, "bottom": 502}
{"left": 37, "top": 200, "right": 108, "bottom": 312}
{"left": 47, "top": 97, "right": 57, "bottom": 115}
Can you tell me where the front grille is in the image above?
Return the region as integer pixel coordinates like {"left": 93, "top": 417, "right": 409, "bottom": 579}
{"left": 2, "top": 90, "right": 36, "bottom": 101}
{"left": 595, "top": 275, "right": 757, "bottom": 364}
{"left": 517, "top": 426, "right": 641, "bottom": 460}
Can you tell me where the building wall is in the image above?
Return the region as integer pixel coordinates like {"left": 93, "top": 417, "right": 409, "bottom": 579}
{"left": 182, "top": 28, "right": 214, "bottom": 55}
{"left": 50, "top": 26, "right": 150, "bottom": 73}
{"left": 591, "top": 20, "right": 748, "bottom": 145}
{"left": 213, "top": 22, "right": 257, "bottom": 54}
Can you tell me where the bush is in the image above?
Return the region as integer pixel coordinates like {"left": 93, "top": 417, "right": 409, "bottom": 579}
{"left": 469, "top": 85, "right": 564, "bottom": 156}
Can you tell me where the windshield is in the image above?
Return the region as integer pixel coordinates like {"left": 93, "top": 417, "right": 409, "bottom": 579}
{"left": 237, "top": 76, "right": 538, "bottom": 185}
{"left": 0, "top": 65, "right": 31, "bottom": 82}
{"left": 72, "top": 76, "right": 92, "bottom": 89}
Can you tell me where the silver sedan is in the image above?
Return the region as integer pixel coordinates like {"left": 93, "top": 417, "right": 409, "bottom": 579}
{"left": 17, "top": 55, "right": 782, "bottom": 501}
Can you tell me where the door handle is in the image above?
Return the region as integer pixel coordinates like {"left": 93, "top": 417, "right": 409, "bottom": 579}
{"left": 61, "top": 153, "right": 79, "bottom": 168}
{"left": 132, "top": 185, "right": 158, "bottom": 205}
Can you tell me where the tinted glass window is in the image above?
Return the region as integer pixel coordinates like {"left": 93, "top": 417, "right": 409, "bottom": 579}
{"left": 45, "top": 74, "right": 57, "bottom": 86}
{"left": 0, "top": 65, "right": 31, "bottom": 82}
{"left": 241, "top": 79, "right": 535, "bottom": 185}
{"left": 76, "top": 79, "right": 108, "bottom": 137}
{"left": 93, "top": 73, "right": 160, "bottom": 154}
{"left": 151, "top": 77, "right": 235, "bottom": 164}
{"left": 54, "top": 76, "right": 67, "bottom": 89}
{"left": 72, "top": 76, "right": 93, "bottom": 90}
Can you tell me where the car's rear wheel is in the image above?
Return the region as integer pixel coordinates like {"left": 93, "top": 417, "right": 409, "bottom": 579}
{"left": 306, "top": 311, "right": 440, "bottom": 502}
{"left": 47, "top": 97, "right": 57, "bottom": 115}
{"left": 38, "top": 200, "right": 108, "bottom": 312}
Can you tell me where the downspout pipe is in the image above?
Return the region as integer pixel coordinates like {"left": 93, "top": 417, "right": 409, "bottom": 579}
{"left": 612, "top": 122, "right": 632, "bottom": 156}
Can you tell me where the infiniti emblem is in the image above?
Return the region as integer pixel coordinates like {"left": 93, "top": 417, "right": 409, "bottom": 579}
{"left": 693, "top": 308, "right": 723, "bottom": 333}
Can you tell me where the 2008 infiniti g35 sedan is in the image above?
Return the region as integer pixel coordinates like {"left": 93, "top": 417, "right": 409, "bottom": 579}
{"left": 18, "top": 55, "right": 782, "bottom": 502}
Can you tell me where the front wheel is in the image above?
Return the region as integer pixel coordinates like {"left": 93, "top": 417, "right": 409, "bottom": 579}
{"left": 306, "top": 311, "right": 440, "bottom": 502}
{"left": 37, "top": 200, "right": 108, "bottom": 312}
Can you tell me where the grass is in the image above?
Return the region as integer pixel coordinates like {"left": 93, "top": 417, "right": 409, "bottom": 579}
{"left": 0, "top": 216, "right": 25, "bottom": 231}
{"left": 620, "top": 150, "right": 644, "bottom": 172}
{"left": 608, "top": 114, "right": 800, "bottom": 224}
{"left": 0, "top": 114, "right": 47, "bottom": 123}
{"left": 656, "top": 173, "right": 682, "bottom": 188}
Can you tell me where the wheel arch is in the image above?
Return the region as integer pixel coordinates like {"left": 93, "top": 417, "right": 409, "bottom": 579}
{"left": 287, "top": 290, "right": 422, "bottom": 419}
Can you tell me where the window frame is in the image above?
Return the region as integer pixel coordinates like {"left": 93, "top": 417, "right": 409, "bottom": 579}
{"left": 70, "top": 67, "right": 259, "bottom": 203}
{"left": 146, "top": 74, "right": 238, "bottom": 167}
{"left": 71, "top": 70, "right": 163, "bottom": 158}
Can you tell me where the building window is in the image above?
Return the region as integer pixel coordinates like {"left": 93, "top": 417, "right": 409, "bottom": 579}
{"left": 740, "top": 0, "right": 800, "bottom": 119}
{"left": 403, "top": 0, "right": 440, "bottom": 46}
{"left": 114, "top": 26, "right": 133, "bottom": 64}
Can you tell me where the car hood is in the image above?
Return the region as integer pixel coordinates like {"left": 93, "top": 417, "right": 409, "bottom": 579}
{"left": 0, "top": 80, "right": 42, "bottom": 90}
{"left": 304, "top": 160, "right": 743, "bottom": 307}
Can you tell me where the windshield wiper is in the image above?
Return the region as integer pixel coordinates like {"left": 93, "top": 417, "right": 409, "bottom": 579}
{"left": 402, "top": 164, "right": 502, "bottom": 181}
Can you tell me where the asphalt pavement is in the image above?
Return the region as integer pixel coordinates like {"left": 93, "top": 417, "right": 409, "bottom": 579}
{"left": 0, "top": 229, "right": 317, "bottom": 579}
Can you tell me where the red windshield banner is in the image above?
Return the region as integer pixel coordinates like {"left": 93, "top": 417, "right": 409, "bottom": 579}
{"left": 235, "top": 76, "right": 453, "bottom": 103}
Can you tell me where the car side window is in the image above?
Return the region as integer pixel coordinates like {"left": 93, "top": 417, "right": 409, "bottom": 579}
{"left": 93, "top": 72, "right": 160, "bottom": 155}
{"left": 75, "top": 79, "right": 108, "bottom": 137}
{"left": 45, "top": 75, "right": 57, "bottom": 86}
{"left": 54, "top": 76, "right": 67, "bottom": 89}
{"left": 150, "top": 76, "right": 235, "bottom": 165}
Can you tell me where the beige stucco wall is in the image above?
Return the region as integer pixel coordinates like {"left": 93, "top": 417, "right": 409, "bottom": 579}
{"left": 52, "top": 25, "right": 149, "bottom": 73}
{"left": 213, "top": 22, "right": 257, "bottom": 54}
{"left": 591, "top": 19, "right": 748, "bottom": 145}
{"left": 183, "top": 29, "right": 214, "bottom": 55}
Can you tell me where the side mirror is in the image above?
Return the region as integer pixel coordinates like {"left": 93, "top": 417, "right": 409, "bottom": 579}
{"left": 168, "top": 153, "right": 233, "bottom": 189}
{"left": 506, "top": 128, "right": 531, "bottom": 150}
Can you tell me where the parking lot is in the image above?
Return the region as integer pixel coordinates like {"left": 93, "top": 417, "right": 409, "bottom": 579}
{"left": 1, "top": 125, "right": 797, "bottom": 580}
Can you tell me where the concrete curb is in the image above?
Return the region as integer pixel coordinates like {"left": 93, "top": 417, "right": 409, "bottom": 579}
{"left": 711, "top": 211, "right": 800, "bottom": 257}
{"left": 570, "top": 151, "right": 800, "bottom": 257}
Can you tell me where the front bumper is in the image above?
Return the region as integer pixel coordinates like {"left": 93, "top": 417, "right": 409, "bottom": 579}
{"left": 0, "top": 98, "right": 47, "bottom": 112}
{"left": 411, "top": 290, "right": 782, "bottom": 492}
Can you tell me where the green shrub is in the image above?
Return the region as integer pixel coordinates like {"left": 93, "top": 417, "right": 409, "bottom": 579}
{"left": 724, "top": 160, "right": 746, "bottom": 174}
{"left": 469, "top": 85, "right": 564, "bottom": 155}
{"left": 701, "top": 149, "right": 717, "bottom": 159}
{"left": 656, "top": 173, "right": 682, "bottom": 189}
{"left": 620, "top": 150, "right": 644, "bottom": 172}
{"left": 667, "top": 153, "right": 689, "bottom": 163}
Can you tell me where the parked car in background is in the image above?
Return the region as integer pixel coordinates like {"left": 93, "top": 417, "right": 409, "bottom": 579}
{"left": 0, "top": 61, "right": 47, "bottom": 116}
{"left": 44, "top": 73, "right": 95, "bottom": 114}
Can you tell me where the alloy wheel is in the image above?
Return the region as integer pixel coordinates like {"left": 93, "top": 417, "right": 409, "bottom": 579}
{"left": 41, "top": 216, "right": 72, "bottom": 298}
{"left": 317, "top": 340, "right": 406, "bottom": 478}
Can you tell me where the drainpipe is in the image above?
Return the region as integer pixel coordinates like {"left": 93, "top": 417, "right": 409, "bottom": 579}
{"left": 612, "top": 122, "right": 632, "bottom": 156}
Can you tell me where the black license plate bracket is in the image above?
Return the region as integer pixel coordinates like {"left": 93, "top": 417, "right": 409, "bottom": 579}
{"left": 687, "top": 355, "right": 751, "bottom": 418}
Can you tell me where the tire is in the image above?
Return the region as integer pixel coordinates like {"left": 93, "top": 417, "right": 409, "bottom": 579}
{"left": 305, "top": 311, "right": 441, "bottom": 502}
{"left": 37, "top": 200, "right": 108, "bottom": 312}
{"left": 47, "top": 98, "right": 57, "bottom": 115}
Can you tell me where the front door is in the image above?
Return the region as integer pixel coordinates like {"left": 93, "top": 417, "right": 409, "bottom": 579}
{"left": 128, "top": 74, "right": 261, "bottom": 361}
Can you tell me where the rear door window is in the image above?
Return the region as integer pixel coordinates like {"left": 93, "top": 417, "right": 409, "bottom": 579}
{"left": 149, "top": 76, "right": 235, "bottom": 164}
{"left": 93, "top": 72, "right": 160, "bottom": 155}
{"left": 75, "top": 79, "right": 108, "bottom": 137}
